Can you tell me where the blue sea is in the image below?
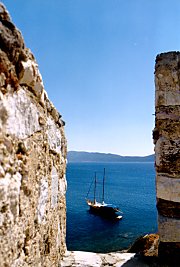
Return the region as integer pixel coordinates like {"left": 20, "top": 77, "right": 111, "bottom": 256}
{"left": 66, "top": 162, "right": 157, "bottom": 253}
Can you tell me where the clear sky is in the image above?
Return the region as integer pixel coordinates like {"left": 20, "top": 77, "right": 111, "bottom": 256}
{"left": 2, "top": 0, "right": 180, "bottom": 156}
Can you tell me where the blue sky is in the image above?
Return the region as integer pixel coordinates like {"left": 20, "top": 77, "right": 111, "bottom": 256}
{"left": 3, "top": 0, "right": 180, "bottom": 155}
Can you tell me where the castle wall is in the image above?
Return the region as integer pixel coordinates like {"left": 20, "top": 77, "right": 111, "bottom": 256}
{"left": 0, "top": 4, "right": 67, "bottom": 267}
{"left": 154, "top": 52, "right": 180, "bottom": 260}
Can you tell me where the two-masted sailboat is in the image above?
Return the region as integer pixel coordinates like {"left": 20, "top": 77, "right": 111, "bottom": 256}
{"left": 86, "top": 168, "right": 122, "bottom": 220}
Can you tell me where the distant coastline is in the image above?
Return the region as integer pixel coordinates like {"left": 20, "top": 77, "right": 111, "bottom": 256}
{"left": 67, "top": 151, "right": 155, "bottom": 163}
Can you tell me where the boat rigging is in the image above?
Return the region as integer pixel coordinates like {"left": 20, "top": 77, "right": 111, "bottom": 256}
{"left": 86, "top": 168, "right": 123, "bottom": 220}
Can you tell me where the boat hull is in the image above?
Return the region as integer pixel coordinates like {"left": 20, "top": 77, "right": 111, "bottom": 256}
{"left": 87, "top": 200, "right": 122, "bottom": 220}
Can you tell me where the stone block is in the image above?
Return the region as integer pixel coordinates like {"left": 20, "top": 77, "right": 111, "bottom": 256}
{"left": 158, "top": 215, "right": 180, "bottom": 242}
{"left": 156, "top": 175, "right": 180, "bottom": 203}
{"left": 47, "top": 117, "right": 62, "bottom": 154}
{"left": 4, "top": 88, "right": 42, "bottom": 139}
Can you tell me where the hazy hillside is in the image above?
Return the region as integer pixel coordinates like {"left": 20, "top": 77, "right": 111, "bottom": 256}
{"left": 67, "top": 151, "right": 155, "bottom": 163}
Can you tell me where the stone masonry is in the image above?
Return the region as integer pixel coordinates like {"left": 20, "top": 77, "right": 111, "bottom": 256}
{"left": 0, "top": 3, "right": 67, "bottom": 267}
{"left": 154, "top": 52, "right": 180, "bottom": 261}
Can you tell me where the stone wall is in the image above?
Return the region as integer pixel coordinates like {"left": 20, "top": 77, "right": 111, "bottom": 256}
{"left": 0, "top": 4, "right": 67, "bottom": 267}
{"left": 154, "top": 52, "right": 180, "bottom": 260}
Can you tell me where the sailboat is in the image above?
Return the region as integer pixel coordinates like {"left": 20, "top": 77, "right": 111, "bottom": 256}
{"left": 86, "top": 168, "right": 122, "bottom": 220}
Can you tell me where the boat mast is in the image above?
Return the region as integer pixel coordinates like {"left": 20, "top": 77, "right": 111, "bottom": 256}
{"left": 102, "top": 168, "right": 105, "bottom": 204}
{"left": 94, "top": 172, "right": 97, "bottom": 204}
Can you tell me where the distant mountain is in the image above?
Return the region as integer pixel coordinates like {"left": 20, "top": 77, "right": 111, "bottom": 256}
{"left": 67, "top": 151, "right": 155, "bottom": 163}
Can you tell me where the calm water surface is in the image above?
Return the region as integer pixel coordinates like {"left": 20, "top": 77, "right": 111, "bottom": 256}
{"left": 66, "top": 162, "right": 157, "bottom": 253}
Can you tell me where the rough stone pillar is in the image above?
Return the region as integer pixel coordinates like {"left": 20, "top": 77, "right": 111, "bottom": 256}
{"left": 0, "top": 4, "right": 67, "bottom": 267}
{"left": 154, "top": 52, "right": 180, "bottom": 261}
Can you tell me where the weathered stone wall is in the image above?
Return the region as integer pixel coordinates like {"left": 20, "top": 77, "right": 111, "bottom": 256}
{"left": 154, "top": 52, "right": 180, "bottom": 260}
{"left": 0, "top": 4, "right": 67, "bottom": 267}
